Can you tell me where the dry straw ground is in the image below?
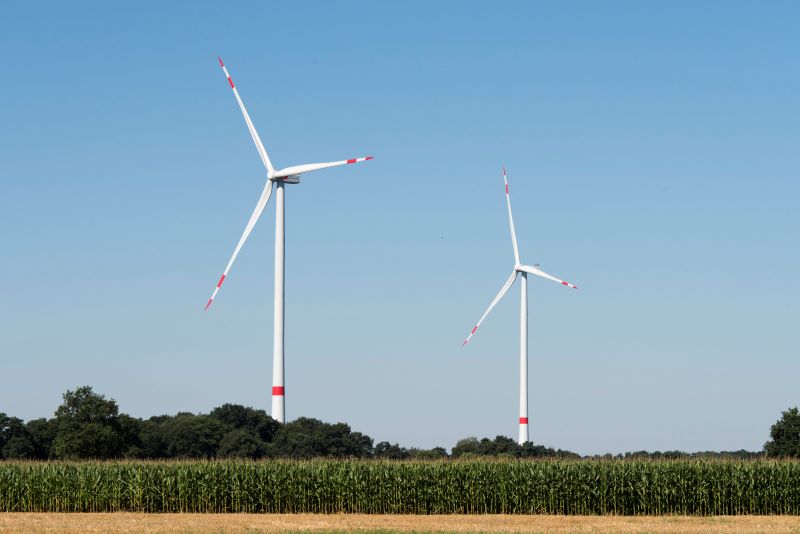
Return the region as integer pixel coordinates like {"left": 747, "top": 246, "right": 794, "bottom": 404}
{"left": 1, "top": 513, "right": 800, "bottom": 534}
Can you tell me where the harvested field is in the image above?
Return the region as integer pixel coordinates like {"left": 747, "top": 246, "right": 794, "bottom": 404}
{"left": 1, "top": 513, "right": 800, "bottom": 534}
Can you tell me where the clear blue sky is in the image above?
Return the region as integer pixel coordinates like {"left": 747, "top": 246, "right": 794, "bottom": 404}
{"left": 1, "top": 1, "right": 797, "bottom": 455}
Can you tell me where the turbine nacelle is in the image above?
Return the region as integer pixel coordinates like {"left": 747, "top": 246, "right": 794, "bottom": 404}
{"left": 272, "top": 175, "right": 301, "bottom": 184}
{"left": 514, "top": 263, "right": 546, "bottom": 274}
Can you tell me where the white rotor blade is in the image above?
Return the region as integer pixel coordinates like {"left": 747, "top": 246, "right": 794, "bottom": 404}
{"left": 503, "top": 166, "right": 520, "bottom": 265}
{"left": 518, "top": 264, "right": 578, "bottom": 289}
{"left": 462, "top": 271, "right": 518, "bottom": 346}
{"left": 205, "top": 181, "right": 274, "bottom": 310}
{"left": 218, "top": 57, "right": 275, "bottom": 176}
{"left": 272, "top": 156, "right": 374, "bottom": 178}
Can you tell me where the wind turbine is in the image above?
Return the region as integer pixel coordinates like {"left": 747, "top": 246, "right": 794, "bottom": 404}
{"left": 205, "top": 57, "right": 373, "bottom": 424}
{"left": 462, "top": 168, "right": 577, "bottom": 445}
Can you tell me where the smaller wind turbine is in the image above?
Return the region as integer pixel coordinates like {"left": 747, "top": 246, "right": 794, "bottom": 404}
{"left": 462, "top": 167, "right": 578, "bottom": 445}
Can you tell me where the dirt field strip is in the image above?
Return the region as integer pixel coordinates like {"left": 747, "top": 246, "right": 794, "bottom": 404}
{"left": 1, "top": 513, "right": 800, "bottom": 534}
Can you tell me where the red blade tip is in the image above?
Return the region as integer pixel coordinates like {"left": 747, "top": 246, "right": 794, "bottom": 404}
{"left": 204, "top": 299, "right": 213, "bottom": 311}
{"left": 366, "top": 156, "right": 374, "bottom": 161}
{"left": 218, "top": 56, "right": 224, "bottom": 67}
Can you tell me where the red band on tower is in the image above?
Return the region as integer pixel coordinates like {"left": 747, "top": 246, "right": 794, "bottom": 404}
{"left": 519, "top": 417, "right": 528, "bottom": 424}
{"left": 272, "top": 386, "right": 285, "bottom": 396}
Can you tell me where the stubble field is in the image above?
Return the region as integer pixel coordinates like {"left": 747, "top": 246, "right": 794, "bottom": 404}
{"left": 2, "top": 513, "right": 800, "bottom": 533}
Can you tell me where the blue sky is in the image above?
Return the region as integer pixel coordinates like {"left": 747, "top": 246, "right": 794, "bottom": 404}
{"left": 1, "top": 1, "right": 797, "bottom": 455}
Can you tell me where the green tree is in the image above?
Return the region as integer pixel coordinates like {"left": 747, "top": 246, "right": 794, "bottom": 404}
{"left": 51, "top": 386, "right": 126, "bottom": 459}
{"left": 0, "top": 413, "right": 9, "bottom": 458}
{"left": 25, "top": 418, "right": 58, "bottom": 459}
{"left": 3, "top": 434, "right": 37, "bottom": 459}
{"left": 269, "top": 417, "right": 373, "bottom": 458}
{"left": 1, "top": 415, "right": 38, "bottom": 459}
{"left": 482, "top": 436, "right": 519, "bottom": 456}
{"left": 164, "top": 414, "right": 227, "bottom": 458}
{"left": 451, "top": 437, "right": 480, "bottom": 458}
{"left": 374, "top": 441, "right": 410, "bottom": 459}
{"left": 118, "top": 414, "right": 144, "bottom": 458}
{"left": 218, "top": 429, "right": 267, "bottom": 458}
{"left": 451, "top": 435, "right": 578, "bottom": 459}
{"left": 409, "top": 446, "right": 448, "bottom": 459}
{"left": 209, "top": 404, "right": 279, "bottom": 442}
{"left": 1, "top": 414, "right": 38, "bottom": 459}
{"left": 765, "top": 407, "right": 800, "bottom": 458}
{"left": 129, "top": 416, "right": 168, "bottom": 459}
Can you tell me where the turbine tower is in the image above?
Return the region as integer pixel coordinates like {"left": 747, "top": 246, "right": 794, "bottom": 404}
{"left": 205, "top": 57, "right": 373, "bottom": 423}
{"left": 462, "top": 168, "right": 577, "bottom": 444}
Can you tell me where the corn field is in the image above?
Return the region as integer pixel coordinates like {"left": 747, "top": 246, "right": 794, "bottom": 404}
{"left": 1, "top": 459, "right": 799, "bottom": 514}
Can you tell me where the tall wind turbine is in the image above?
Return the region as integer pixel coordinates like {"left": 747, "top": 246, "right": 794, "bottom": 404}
{"left": 205, "top": 57, "right": 373, "bottom": 423}
{"left": 462, "top": 168, "right": 577, "bottom": 445}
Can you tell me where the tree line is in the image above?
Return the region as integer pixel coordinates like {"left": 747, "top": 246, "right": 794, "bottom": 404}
{"left": 1, "top": 386, "right": 797, "bottom": 460}
{"left": 0, "top": 386, "right": 571, "bottom": 460}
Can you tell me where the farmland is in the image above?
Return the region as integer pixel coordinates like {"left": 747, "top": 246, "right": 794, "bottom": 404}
{"left": 2, "top": 458, "right": 800, "bottom": 515}
{"left": 3, "top": 513, "right": 800, "bottom": 534}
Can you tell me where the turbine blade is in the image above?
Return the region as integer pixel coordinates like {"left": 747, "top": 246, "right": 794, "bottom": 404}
{"left": 272, "top": 156, "right": 374, "bottom": 178}
{"left": 462, "top": 271, "right": 518, "bottom": 346}
{"left": 518, "top": 264, "right": 578, "bottom": 289}
{"left": 205, "top": 181, "right": 274, "bottom": 310}
{"left": 218, "top": 57, "right": 275, "bottom": 176}
{"left": 503, "top": 166, "right": 520, "bottom": 265}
